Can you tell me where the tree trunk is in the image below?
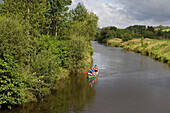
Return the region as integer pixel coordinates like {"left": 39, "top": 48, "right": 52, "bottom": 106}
{"left": 27, "top": 7, "right": 31, "bottom": 66}
{"left": 55, "top": 25, "right": 58, "bottom": 37}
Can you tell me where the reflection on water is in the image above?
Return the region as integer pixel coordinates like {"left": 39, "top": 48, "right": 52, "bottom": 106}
{"left": 1, "top": 77, "right": 96, "bottom": 113}
{"left": 88, "top": 77, "right": 99, "bottom": 88}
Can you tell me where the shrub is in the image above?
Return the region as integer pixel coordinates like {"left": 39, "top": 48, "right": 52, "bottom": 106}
{"left": 0, "top": 55, "right": 27, "bottom": 109}
{"left": 122, "top": 33, "right": 133, "bottom": 42}
{"left": 0, "top": 16, "right": 28, "bottom": 65}
{"left": 68, "top": 38, "right": 87, "bottom": 69}
{"left": 141, "top": 37, "right": 144, "bottom": 46}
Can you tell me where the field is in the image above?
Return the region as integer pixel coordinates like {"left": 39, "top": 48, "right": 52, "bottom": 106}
{"left": 162, "top": 29, "right": 170, "bottom": 32}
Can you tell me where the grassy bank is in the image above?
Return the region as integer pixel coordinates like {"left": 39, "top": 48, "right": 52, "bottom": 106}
{"left": 107, "top": 38, "right": 170, "bottom": 66}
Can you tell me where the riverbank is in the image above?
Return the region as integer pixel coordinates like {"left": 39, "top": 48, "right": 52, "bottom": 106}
{"left": 28, "top": 49, "right": 93, "bottom": 100}
{"left": 107, "top": 38, "right": 170, "bottom": 66}
{"left": 0, "top": 1, "right": 99, "bottom": 109}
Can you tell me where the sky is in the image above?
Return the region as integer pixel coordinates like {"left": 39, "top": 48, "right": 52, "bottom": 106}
{"left": 1, "top": 0, "right": 170, "bottom": 28}
{"left": 70, "top": 0, "right": 170, "bottom": 28}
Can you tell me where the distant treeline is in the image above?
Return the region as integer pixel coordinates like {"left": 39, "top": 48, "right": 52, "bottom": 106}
{"left": 0, "top": 1, "right": 98, "bottom": 109}
{"left": 96, "top": 25, "right": 170, "bottom": 43}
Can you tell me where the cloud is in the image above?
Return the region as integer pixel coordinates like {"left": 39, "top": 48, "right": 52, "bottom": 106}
{"left": 115, "top": 0, "right": 170, "bottom": 21}
{"left": 1, "top": 0, "right": 169, "bottom": 28}
{"left": 70, "top": 0, "right": 170, "bottom": 28}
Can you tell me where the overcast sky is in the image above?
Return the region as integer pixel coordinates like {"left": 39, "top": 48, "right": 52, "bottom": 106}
{"left": 70, "top": 0, "right": 170, "bottom": 28}
{"left": 1, "top": 0, "right": 170, "bottom": 28}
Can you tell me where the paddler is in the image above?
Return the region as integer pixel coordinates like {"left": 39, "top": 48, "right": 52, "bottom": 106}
{"left": 88, "top": 66, "right": 94, "bottom": 75}
{"left": 94, "top": 65, "right": 99, "bottom": 74}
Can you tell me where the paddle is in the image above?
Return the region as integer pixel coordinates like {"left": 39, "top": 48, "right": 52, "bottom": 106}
{"left": 84, "top": 71, "right": 88, "bottom": 73}
{"left": 84, "top": 75, "right": 88, "bottom": 78}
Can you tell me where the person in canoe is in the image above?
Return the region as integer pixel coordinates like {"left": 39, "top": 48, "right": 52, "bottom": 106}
{"left": 94, "top": 65, "right": 99, "bottom": 74}
{"left": 88, "top": 66, "right": 95, "bottom": 75}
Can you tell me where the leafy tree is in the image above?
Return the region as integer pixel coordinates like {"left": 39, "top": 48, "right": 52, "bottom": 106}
{"left": 0, "top": 16, "right": 28, "bottom": 65}
{"left": 122, "top": 33, "right": 132, "bottom": 42}
{"left": 147, "top": 26, "right": 154, "bottom": 32}
{"left": 1, "top": 0, "right": 47, "bottom": 36}
{"left": 69, "top": 3, "right": 88, "bottom": 22}
{"left": 68, "top": 3, "right": 98, "bottom": 41}
{"left": 143, "top": 31, "right": 155, "bottom": 39}
{"left": 47, "top": 0, "right": 72, "bottom": 36}
{"left": 126, "top": 25, "right": 146, "bottom": 34}
{"left": 96, "top": 26, "right": 118, "bottom": 43}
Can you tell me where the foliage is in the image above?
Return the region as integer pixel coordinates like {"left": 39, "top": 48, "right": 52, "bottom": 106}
{"left": 0, "top": 55, "right": 27, "bottom": 109}
{"left": 47, "top": 0, "right": 72, "bottom": 36}
{"left": 96, "top": 25, "right": 170, "bottom": 43}
{"left": 0, "top": 1, "right": 98, "bottom": 109}
{"left": 69, "top": 3, "right": 88, "bottom": 22}
{"left": 122, "top": 33, "right": 132, "bottom": 42}
{"left": 108, "top": 38, "right": 170, "bottom": 66}
{"left": 0, "top": 16, "right": 28, "bottom": 66}
{"left": 96, "top": 26, "right": 118, "bottom": 43}
{"left": 68, "top": 3, "right": 98, "bottom": 41}
{"left": 68, "top": 38, "right": 87, "bottom": 67}
{"left": 143, "top": 31, "right": 155, "bottom": 39}
{"left": 141, "top": 37, "right": 144, "bottom": 46}
{"left": 1, "top": 0, "right": 47, "bottom": 36}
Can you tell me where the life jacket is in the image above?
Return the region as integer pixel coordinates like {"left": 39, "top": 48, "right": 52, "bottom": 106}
{"left": 94, "top": 67, "right": 98, "bottom": 72}
{"left": 89, "top": 69, "right": 94, "bottom": 73}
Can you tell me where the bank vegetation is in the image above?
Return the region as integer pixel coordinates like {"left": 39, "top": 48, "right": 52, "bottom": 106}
{"left": 95, "top": 25, "right": 170, "bottom": 66}
{"left": 0, "top": 1, "right": 98, "bottom": 109}
{"left": 107, "top": 38, "right": 170, "bottom": 66}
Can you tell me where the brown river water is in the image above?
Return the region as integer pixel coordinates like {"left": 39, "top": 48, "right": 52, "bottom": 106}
{"left": 1, "top": 41, "right": 170, "bottom": 113}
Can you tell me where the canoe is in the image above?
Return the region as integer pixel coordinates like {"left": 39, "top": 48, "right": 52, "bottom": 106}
{"left": 88, "top": 73, "right": 99, "bottom": 79}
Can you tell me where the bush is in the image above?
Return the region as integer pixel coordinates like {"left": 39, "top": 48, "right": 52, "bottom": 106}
{"left": 68, "top": 38, "right": 88, "bottom": 69}
{"left": 122, "top": 33, "right": 133, "bottom": 42}
{"left": 0, "top": 55, "right": 27, "bottom": 109}
{"left": 0, "top": 16, "right": 28, "bottom": 65}
{"left": 26, "top": 36, "right": 71, "bottom": 97}
{"left": 141, "top": 37, "right": 144, "bottom": 46}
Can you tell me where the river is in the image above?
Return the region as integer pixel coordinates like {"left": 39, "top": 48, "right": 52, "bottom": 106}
{"left": 2, "top": 41, "right": 170, "bottom": 113}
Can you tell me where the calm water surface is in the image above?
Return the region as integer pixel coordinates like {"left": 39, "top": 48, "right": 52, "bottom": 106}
{"left": 2, "top": 41, "right": 170, "bottom": 113}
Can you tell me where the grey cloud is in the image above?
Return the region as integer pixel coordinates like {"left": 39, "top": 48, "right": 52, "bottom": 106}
{"left": 1, "top": 0, "right": 170, "bottom": 27}
{"left": 115, "top": 0, "right": 170, "bottom": 22}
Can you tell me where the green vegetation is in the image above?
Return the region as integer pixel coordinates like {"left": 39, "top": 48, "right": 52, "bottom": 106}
{"left": 106, "top": 38, "right": 170, "bottom": 66}
{"left": 96, "top": 25, "right": 170, "bottom": 66}
{"left": 0, "top": 1, "right": 98, "bottom": 109}
{"left": 162, "top": 29, "right": 170, "bottom": 32}
{"left": 96, "top": 25, "right": 170, "bottom": 43}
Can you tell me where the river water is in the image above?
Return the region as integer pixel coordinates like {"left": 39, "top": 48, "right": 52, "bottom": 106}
{"left": 2, "top": 41, "right": 170, "bottom": 113}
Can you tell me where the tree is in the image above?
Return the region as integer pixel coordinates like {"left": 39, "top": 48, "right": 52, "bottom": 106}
{"left": 126, "top": 25, "right": 146, "bottom": 34}
{"left": 0, "top": 16, "right": 28, "bottom": 65}
{"left": 47, "top": 0, "right": 72, "bottom": 36}
{"left": 69, "top": 3, "right": 88, "bottom": 22}
{"left": 147, "top": 26, "right": 154, "bottom": 32}
{"left": 143, "top": 31, "right": 155, "bottom": 39}
{"left": 122, "top": 33, "right": 132, "bottom": 42}
{"left": 68, "top": 3, "right": 98, "bottom": 41}
{"left": 1, "top": 0, "right": 47, "bottom": 36}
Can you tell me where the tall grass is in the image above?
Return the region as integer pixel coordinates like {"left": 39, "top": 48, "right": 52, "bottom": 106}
{"left": 107, "top": 38, "right": 170, "bottom": 66}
